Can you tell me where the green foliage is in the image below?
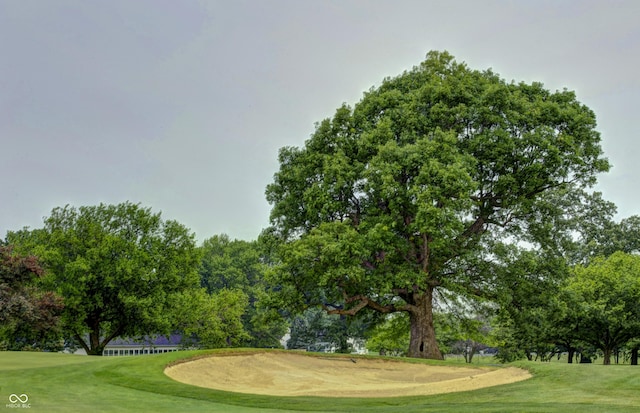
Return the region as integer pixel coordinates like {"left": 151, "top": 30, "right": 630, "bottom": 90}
{"left": 565, "top": 252, "right": 640, "bottom": 364}
{"left": 365, "top": 309, "right": 492, "bottom": 360}
{"left": 266, "top": 50, "right": 609, "bottom": 358}
{"left": 491, "top": 192, "right": 640, "bottom": 363}
{"left": 7, "top": 202, "right": 201, "bottom": 355}
{"left": 551, "top": 190, "right": 640, "bottom": 264}
{"left": 200, "top": 235, "right": 260, "bottom": 292}
{"left": 173, "top": 288, "right": 250, "bottom": 349}
{"left": 578, "top": 213, "right": 640, "bottom": 262}
{"left": 490, "top": 246, "right": 572, "bottom": 362}
{"left": 199, "top": 235, "right": 288, "bottom": 348}
{"left": 491, "top": 316, "right": 527, "bottom": 363}
{"left": 366, "top": 312, "right": 410, "bottom": 356}
{"left": 498, "top": 250, "right": 640, "bottom": 365}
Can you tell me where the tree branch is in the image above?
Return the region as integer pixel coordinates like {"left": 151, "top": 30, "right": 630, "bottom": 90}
{"left": 100, "top": 324, "right": 124, "bottom": 349}
{"left": 323, "top": 294, "right": 409, "bottom": 316}
{"left": 73, "top": 330, "right": 91, "bottom": 355}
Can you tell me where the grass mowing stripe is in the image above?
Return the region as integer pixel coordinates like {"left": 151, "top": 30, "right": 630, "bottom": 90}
{"left": 1, "top": 352, "right": 282, "bottom": 413}
{"left": 0, "top": 351, "right": 99, "bottom": 370}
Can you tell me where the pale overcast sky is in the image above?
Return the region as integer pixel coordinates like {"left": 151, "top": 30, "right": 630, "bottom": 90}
{"left": 1, "top": 0, "right": 638, "bottom": 242}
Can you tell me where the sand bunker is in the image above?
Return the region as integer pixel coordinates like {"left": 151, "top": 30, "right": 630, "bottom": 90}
{"left": 165, "top": 352, "right": 531, "bottom": 398}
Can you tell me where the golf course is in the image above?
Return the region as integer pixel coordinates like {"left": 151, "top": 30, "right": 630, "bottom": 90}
{"left": 2, "top": 349, "right": 640, "bottom": 412}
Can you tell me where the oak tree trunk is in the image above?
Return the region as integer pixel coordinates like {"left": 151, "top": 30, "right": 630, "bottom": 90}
{"left": 407, "top": 287, "right": 443, "bottom": 359}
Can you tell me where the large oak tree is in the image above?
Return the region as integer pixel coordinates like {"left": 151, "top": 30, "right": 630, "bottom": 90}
{"left": 265, "top": 51, "right": 609, "bottom": 359}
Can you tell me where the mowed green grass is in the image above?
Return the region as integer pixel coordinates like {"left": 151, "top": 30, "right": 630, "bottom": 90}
{"left": 1, "top": 349, "right": 640, "bottom": 413}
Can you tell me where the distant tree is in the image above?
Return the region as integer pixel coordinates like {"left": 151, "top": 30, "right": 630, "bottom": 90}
{"left": 544, "top": 290, "right": 584, "bottom": 363}
{"left": 172, "top": 288, "right": 250, "bottom": 349}
{"left": 492, "top": 228, "right": 640, "bottom": 364}
{"left": 489, "top": 246, "right": 570, "bottom": 362}
{"left": 558, "top": 192, "right": 640, "bottom": 263}
{"left": 613, "top": 216, "right": 640, "bottom": 254}
{"left": 565, "top": 252, "right": 640, "bottom": 365}
{"left": 266, "top": 51, "right": 609, "bottom": 359}
{"left": 287, "top": 306, "right": 371, "bottom": 353}
{"left": 518, "top": 192, "right": 640, "bottom": 363}
{"left": 7, "top": 202, "right": 201, "bottom": 355}
{"left": 287, "top": 307, "right": 333, "bottom": 351}
{"left": 365, "top": 313, "right": 410, "bottom": 356}
{"left": 626, "top": 338, "right": 640, "bottom": 365}
{"left": 437, "top": 310, "right": 491, "bottom": 363}
{"left": 200, "top": 235, "right": 258, "bottom": 292}
{"left": 199, "top": 234, "right": 288, "bottom": 348}
{"left": 0, "top": 245, "right": 64, "bottom": 350}
{"left": 580, "top": 214, "right": 640, "bottom": 261}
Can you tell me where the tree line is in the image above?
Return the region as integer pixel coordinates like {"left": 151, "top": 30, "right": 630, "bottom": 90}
{"left": 1, "top": 203, "right": 287, "bottom": 355}
{"left": 4, "top": 200, "right": 638, "bottom": 364}
{"left": 2, "top": 51, "right": 639, "bottom": 363}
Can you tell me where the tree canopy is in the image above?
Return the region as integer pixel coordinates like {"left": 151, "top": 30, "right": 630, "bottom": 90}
{"left": 265, "top": 51, "right": 609, "bottom": 359}
{"left": 565, "top": 252, "right": 640, "bottom": 365}
{"left": 199, "top": 234, "right": 288, "bottom": 348}
{"left": 7, "top": 202, "right": 201, "bottom": 355}
{"left": 171, "top": 287, "right": 249, "bottom": 349}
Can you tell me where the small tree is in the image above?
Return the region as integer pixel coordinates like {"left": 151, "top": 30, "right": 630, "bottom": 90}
{"left": 0, "top": 245, "right": 64, "bottom": 351}
{"left": 565, "top": 252, "right": 640, "bottom": 365}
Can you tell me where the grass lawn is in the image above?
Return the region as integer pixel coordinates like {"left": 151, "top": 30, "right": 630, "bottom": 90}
{"left": 1, "top": 349, "right": 640, "bottom": 412}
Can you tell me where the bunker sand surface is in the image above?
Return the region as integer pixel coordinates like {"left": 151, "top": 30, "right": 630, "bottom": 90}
{"left": 165, "top": 352, "right": 531, "bottom": 398}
